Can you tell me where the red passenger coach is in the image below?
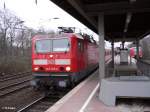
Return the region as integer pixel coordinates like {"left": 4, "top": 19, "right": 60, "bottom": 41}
{"left": 129, "top": 47, "right": 143, "bottom": 58}
{"left": 31, "top": 33, "right": 99, "bottom": 89}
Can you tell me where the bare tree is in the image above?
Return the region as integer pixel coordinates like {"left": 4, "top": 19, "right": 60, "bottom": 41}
{"left": 14, "top": 27, "right": 34, "bottom": 56}
{"left": 0, "top": 9, "right": 23, "bottom": 55}
{"left": 0, "top": 9, "right": 35, "bottom": 73}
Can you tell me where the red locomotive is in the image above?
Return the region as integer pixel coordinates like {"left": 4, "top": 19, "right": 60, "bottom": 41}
{"left": 31, "top": 30, "right": 99, "bottom": 89}
{"left": 129, "top": 47, "right": 143, "bottom": 58}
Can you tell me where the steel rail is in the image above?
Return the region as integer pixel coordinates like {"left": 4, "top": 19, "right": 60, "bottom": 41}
{"left": 0, "top": 83, "right": 30, "bottom": 97}
{"left": 0, "top": 78, "right": 31, "bottom": 90}
{"left": 0, "top": 72, "right": 31, "bottom": 82}
{"left": 0, "top": 71, "right": 31, "bottom": 79}
{"left": 17, "top": 96, "right": 45, "bottom": 112}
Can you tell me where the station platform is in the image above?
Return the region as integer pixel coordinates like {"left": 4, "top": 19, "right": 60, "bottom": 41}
{"left": 114, "top": 55, "right": 138, "bottom": 76}
{"left": 46, "top": 69, "right": 117, "bottom": 112}
{"left": 45, "top": 55, "right": 150, "bottom": 112}
{"left": 45, "top": 56, "right": 116, "bottom": 112}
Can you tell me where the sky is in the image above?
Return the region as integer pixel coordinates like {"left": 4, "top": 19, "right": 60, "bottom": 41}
{"left": 0, "top": 0, "right": 116, "bottom": 47}
{"left": 0, "top": 0, "right": 86, "bottom": 29}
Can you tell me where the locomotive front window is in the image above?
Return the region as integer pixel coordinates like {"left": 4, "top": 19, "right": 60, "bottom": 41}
{"left": 53, "top": 39, "right": 70, "bottom": 52}
{"left": 35, "top": 39, "right": 52, "bottom": 53}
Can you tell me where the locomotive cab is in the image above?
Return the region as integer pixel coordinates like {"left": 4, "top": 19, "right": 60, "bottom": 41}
{"left": 32, "top": 35, "right": 73, "bottom": 88}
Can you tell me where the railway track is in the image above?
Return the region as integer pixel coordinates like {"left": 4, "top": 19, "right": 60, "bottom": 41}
{"left": 0, "top": 80, "right": 30, "bottom": 97}
{"left": 0, "top": 71, "right": 69, "bottom": 112}
{"left": 0, "top": 72, "right": 32, "bottom": 97}
{"left": 17, "top": 90, "right": 68, "bottom": 112}
{"left": 0, "top": 71, "right": 31, "bottom": 82}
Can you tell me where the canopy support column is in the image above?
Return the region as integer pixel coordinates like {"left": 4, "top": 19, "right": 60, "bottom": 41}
{"left": 98, "top": 14, "right": 105, "bottom": 81}
{"left": 111, "top": 40, "right": 114, "bottom": 68}
{"left": 136, "top": 38, "right": 139, "bottom": 59}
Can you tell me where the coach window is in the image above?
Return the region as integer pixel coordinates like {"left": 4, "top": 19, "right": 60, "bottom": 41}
{"left": 78, "top": 40, "right": 84, "bottom": 52}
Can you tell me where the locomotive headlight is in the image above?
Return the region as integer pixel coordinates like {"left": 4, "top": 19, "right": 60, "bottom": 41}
{"left": 34, "top": 67, "right": 39, "bottom": 71}
{"left": 66, "top": 66, "right": 71, "bottom": 71}
{"left": 49, "top": 55, "right": 53, "bottom": 58}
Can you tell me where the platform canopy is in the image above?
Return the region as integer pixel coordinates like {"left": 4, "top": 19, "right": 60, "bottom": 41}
{"left": 50, "top": 0, "right": 150, "bottom": 42}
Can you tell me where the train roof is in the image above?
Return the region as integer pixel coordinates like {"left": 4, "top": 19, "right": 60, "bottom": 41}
{"left": 32, "top": 33, "right": 80, "bottom": 39}
{"left": 32, "top": 33, "right": 98, "bottom": 45}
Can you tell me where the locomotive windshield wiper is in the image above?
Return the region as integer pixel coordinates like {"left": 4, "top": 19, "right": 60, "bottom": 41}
{"left": 64, "top": 42, "right": 70, "bottom": 53}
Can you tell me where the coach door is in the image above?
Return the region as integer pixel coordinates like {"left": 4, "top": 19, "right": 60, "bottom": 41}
{"left": 77, "top": 39, "right": 84, "bottom": 71}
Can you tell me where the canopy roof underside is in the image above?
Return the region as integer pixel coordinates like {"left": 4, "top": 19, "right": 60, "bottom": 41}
{"left": 51, "top": 0, "right": 150, "bottom": 42}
